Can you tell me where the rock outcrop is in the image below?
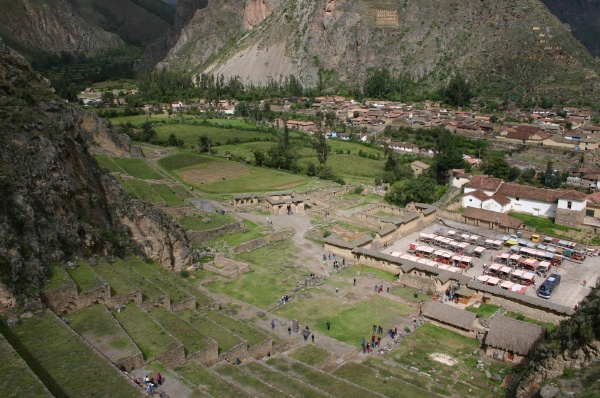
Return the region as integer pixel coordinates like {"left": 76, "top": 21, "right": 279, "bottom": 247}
{"left": 0, "top": 39, "right": 195, "bottom": 311}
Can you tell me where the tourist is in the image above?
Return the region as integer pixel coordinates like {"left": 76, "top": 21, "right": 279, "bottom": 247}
{"left": 288, "top": 326, "right": 292, "bottom": 335}
{"left": 146, "top": 384, "right": 153, "bottom": 394}
{"left": 374, "top": 285, "right": 378, "bottom": 292}
{"left": 366, "top": 342, "right": 371, "bottom": 353}
{"left": 326, "top": 320, "right": 331, "bottom": 330}
{"left": 311, "top": 334, "right": 315, "bottom": 343}
{"left": 156, "top": 372, "right": 162, "bottom": 386}
{"left": 271, "top": 319, "right": 275, "bottom": 329}
{"left": 378, "top": 325, "right": 383, "bottom": 334}
{"left": 377, "top": 336, "right": 381, "bottom": 347}
{"left": 371, "top": 334, "right": 376, "bottom": 344}
{"left": 353, "top": 278, "right": 356, "bottom": 286}
{"left": 361, "top": 338, "right": 366, "bottom": 352}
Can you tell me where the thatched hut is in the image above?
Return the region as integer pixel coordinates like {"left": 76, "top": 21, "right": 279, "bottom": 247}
{"left": 421, "top": 301, "right": 478, "bottom": 335}
{"left": 484, "top": 315, "right": 545, "bottom": 364}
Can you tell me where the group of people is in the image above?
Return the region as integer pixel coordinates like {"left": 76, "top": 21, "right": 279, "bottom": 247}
{"left": 280, "top": 294, "right": 290, "bottom": 304}
{"left": 133, "top": 373, "right": 162, "bottom": 395}
{"left": 361, "top": 325, "right": 398, "bottom": 354}
{"left": 374, "top": 284, "right": 389, "bottom": 293}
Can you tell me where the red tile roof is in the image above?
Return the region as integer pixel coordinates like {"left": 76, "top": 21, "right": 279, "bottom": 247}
{"left": 484, "top": 193, "right": 511, "bottom": 206}
{"left": 465, "top": 190, "right": 490, "bottom": 201}
{"left": 467, "top": 176, "right": 503, "bottom": 191}
{"left": 463, "top": 207, "right": 524, "bottom": 229}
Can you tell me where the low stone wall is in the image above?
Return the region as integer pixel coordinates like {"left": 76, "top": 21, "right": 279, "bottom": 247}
{"left": 170, "top": 296, "right": 196, "bottom": 312}
{"left": 398, "top": 273, "right": 438, "bottom": 293}
{"left": 139, "top": 295, "right": 171, "bottom": 310}
{"left": 74, "top": 285, "right": 111, "bottom": 312}
{"left": 486, "top": 294, "right": 569, "bottom": 324}
{"left": 272, "top": 336, "right": 299, "bottom": 354}
{"left": 106, "top": 290, "right": 143, "bottom": 308}
{"left": 41, "top": 283, "right": 78, "bottom": 314}
{"left": 248, "top": 336, "right": 274, "bottom": 359}
{"left": 231, "top": 228, "right": 294, "bottom": 254}
{"left": 203, "top": 254, "right": 250, "bottom": 278}
{"left": 220, "top": 341, "right": 249, "bottom": 363}
{"left": 155, "top": 344, "right": 186, "bottom": 368}
{"left": 188, "top": 221, "right": 245, "bottom": 244}
{"left": 187, "top": 340, "right": 219, "bottom": 367}
{"left": 117, "top": 353, "right": 145, "bottom": 372}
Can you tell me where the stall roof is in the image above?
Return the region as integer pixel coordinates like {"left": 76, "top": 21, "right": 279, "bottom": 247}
{"left": 489, "top": 264, "right": 502, "bottom": 271}
{"left": 500, "top": 266, "right": 513, "bottom": 274}
{"left": 497, "top": 253, "right": 510, "bottom": 259}
{"left": 487, "top": 276, "right": 500, "bottom": 285}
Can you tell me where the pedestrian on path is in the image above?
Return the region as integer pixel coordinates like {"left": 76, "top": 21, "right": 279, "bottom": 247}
{"left": 271, "top": 319, "right": 275, "bottom": 329}
{"left": 288, "top": 327, "right": 292, "bottom": 335}
{"left": 311, "top": 334, "right": 315, "bottom": 343}
{"left": 353, "top": 278, "right": 356, "bottom": 286}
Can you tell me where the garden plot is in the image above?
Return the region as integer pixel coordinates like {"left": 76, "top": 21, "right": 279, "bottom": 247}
{"left": 174, "top": 362, "right": 253, "bottom": 398}
{"left": 113, "top": 158, "right": 164, "bottom": 180}
{"left": 214, "top": 363, "right": 283, "bottom": 397}
{"left": 204, "top": 312, "right": 267, "bottom": 348}
{"left": 146, "top": 307, "right": 212, "bottom": 355}
{"left": 68, "top": 304, "right": 139, "bottom": 364}
{"left": 177, "top": 310, "right": 243, "bottom": 353}
{"left": 2, "top": 311, "right": 139, "bottom": 398}
{"left": 66, "top": 261, "right": 105, "bottom": 292}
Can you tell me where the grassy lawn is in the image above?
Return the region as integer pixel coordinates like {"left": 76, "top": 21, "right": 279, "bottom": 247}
{"left": 242, "top": 362, "right": 330, "bottom": 398}
{"left": 334, "top": 362, "right": 432, "bottom": 398}
{"left": 147, "top": 307, "right": 211, "bottom": 354}
{"left": 214, "top": 363, "right": 283, "bottom": 397}
{"left": 289, "top": 344, "right": 331, "bottom": 366}
{"left": 1, "top": 311, "right": 140, "bottom": 398}
{"left": 179, "top": 213, "right": 237, "bottom": 231}
{"left": 203, "top": 240, "right": 304, "bottom": 308}
{"left": 300, "top": 154, "right": 385, "bottom": 178}
{"left": 266, "top": 357, "right": 373, "bottom": 397}
{"left": 94, "top": 154, "right": 124, "bottom": 173}
{"left": 509, "top": 212, "right": 581, "bottom": 236}
{"left": 213, "top": 141, "right": 276, "bottom": 159}
{"left": 391, "top": 285, "right": 432, "bottom": 303}
{"left": 0, "top": 334, "right": 52, "bottom": 398}
{"left": 388, "top": 323, "right": 512, "bottom": 397}
{"left": 158, "top": 153, "right": 214, "bottom": 172}
{"left": 113, "top": 304, "right": 179, "bottom": 361}
{"left": 155, "top": 124, "right": 273, "bottom": 147}
{"left": 123, "top": 259, "right": 192, "bottom": 304}
{"left": 175, "top": 159, "right": 308, "bottom": 194}
{"left": 206, "top": 118, "right": 257, "bottom": 129}
{"left": 66, "top": 261, "right": 104, "bottom": 292}
{"left": 152, "top": 183, "right": 186, "bottom": 207}
{"left": 206, "top": 219, "right": 269, "bottom": 248}
{"left": 466, "top": 304, "right": 501, "bottom": 320}
{"left": 204, "top": 312, "right": 267, "bottom": 347}
{"left": 113, "top": 158, "right": 164, "bottom": 180}
{"left": 171, "top": 184, "right": 195, "bottom": 199}
{"left": 43, "top": 263, "right": 73, "bottom": 291}
{"left": 120, "top": 179, "right": 163, "bottom": 203}
{"left": 337, "top": 264, "right": 400, "bottom": 282}
{"left": 177, "top": 310, "right": 243, "bottom": 353}
{"left": 68, "top": 305, "right": 139, "bottom": 363}
{"left": 174, "top": 362, "right": 253, "bottom": 398}
{"left": 93, "top": 261, "right": 137, "bottom": 296}
{"left": 274, "top": 293, "right": 414, "bottom": 346}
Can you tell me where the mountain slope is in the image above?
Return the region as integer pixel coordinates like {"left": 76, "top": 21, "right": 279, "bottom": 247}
{"left": 0, "top": 39, "right": 195, "bottom": 312}
{"left": 541, "top": 0, "right": 600, "bottom": 58}
{"left": 160, "top": 0, "right": 600, "bottom": 100}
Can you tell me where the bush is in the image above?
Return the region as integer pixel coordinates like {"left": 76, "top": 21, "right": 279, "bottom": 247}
{"left": 404, "top": 326, "right": 411, "bottom": 333}
{"left": 426, "top": 288, "right": 434, "bottom": 296}
{"left": 180, "top": 269, "right": 190, "bottom": 278}
{"left": 353, "top": 186, "right": 365, "bottom": 195}
{"left": 323, "top": 230, "right": 332, "bottom": 238}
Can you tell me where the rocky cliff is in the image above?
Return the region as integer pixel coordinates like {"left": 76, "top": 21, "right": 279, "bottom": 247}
{"left": 0, "top": 39, "right": 195, "bottom": 312}
{"left": 517, "top": 285, "right": 600, "bottom": 397}
{"left": 160, "top": 0, "right": 600, "bottom": 99}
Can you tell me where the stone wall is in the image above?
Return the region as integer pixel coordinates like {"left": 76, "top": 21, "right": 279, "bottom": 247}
{"left": 154, "top": 344, "right": 186, "bottom": 368}
{"left": 106, "top": 290, "right": 143, "bottom": 308}
{"left": 398, "top": 273, "right": 438, "bottom": 292}
{"left": 74, "top": 285, "right": 111, "bottom": 311}
{"left": 485, "top": 293, "right": 569, "bottom": 324}
{"left": 139, "top": 295, "right": 171, "bottom": 310}
{"left": 555, "top": 208, "right": 585, "bottom": 228}
{"left": 187, "top": 221, "right": 245, "bottom": 244}
{"left": 203, "top": 253, "right": 250, "bottom": 278}
{"left": 248, "top": 336, "right": 274, "bottom": 359}
{"left": 170, "top": 296, "right": 196, "bottom": 312}
{"left": 220, "top": 341, "right": 249, "bottom": 363}
{"left": 41, "top": 283, "right": 78, "bottom": 314}
{"left": 230, "top": 228, "right": 294, "bottom": 254}
{"left": 116, "top": 353, "right": 145, "bottom": 372}
{"left": 187, "top": 340, "right": 219, "bottom": 366}
{"left": 272, "top": 336, "right": 298, "bottom": 354}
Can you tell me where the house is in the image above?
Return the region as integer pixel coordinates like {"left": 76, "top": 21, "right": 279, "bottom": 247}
{"left": 421, "top": 301, "right": 478, "bottom": 335}
{"left": 484, "top": 315, "right": 545, "bottom": 364}
{"left": 449, "top": 169, "right": 471, "bottom": 188}
{"left": 464, "top": 175, "right": 503, "bottom": 196}
{"left": 410, "top": 160, "right": 430, "bottom": 176}
{"left": 462, "top": 207, "right": 524, "bottom": 233}
{"left": 264, "top": 191, "right": 308, "bottom": 215}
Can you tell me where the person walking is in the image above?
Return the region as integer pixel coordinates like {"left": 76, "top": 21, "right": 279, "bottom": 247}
{"left": 326, "top": 321, "right": 331, "bottom": 330}
{"left": 288, "top": 326, "right": 292, "bottom": 335}
{"left": 271, "top": 319, "right": 275, "bottom": 329}
{"left": 311, "top": 334, "right": 315, "bottom": 343}
{"left": 353, "top": 278, "right": 356, "bottom": 286}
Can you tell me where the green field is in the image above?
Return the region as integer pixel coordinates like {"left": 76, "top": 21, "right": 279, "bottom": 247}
{"left": 179, "top": 213, "right": 237, "bottom": 231}
{"left": 1, "top": 311, "right": 140, "bottom": 398}
{"left": 94, "top": 154, "right": 124, "bottom": 173}
{"left": 204, "top": 312, "right": 267, "bottom": 347}
{"left": 241, "top": 362, "right": 331, "bottom": 398}
{"left": 158, "top": 153, "right": 214, "bottom": 172}
{"left": 120, "top": 178, "right": 163, "bottom": 203}
{"left": 174, "top": 362, "right": 253, "bottom": 398}
{"left": 203, "top": 240, "right": 304, "bottom": 308}
{"left": 155, "top": 124, "right": 274, "bottom": 147}
{"left": 43, "top": 263, "right": 73, "bottom": 291}
{"left": 300, "top": 153, "right": 385, "bottom": 178}
{"left": 274, "top": 294, "right": 413, "bottom": 345}
{"left": 147, "top": 307, "right": 212, "bottom": 354}
{"left": 66, "top": 261, "right": 104, "bottom": 292}
{"left": 68, "top": 305, "right": 139, "bottom": 364}
{"left": 0, "top": 334, "right": 51, "bottom": 398}
{"left": 113, "top": 158, "right": 164, "bottom": 180}
{"left": 113, "top": 304, "right": 180, "bottom": 360}
{"left": 290, "top": 344, "right": 331, "bottom": 366}
{"left": 215, "top": 363, "right": 283, "bottom": 397}
{"left": 153, "top": 183, "right": 186, "bottom": 206}
{"left": 177, "top": 310, "right": 243, "bottom": 353}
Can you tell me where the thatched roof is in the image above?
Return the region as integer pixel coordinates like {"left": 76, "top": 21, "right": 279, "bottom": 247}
{"left": 324, "top": 234, "right": 372, "bottom": 249}
{"left": 422, "top": 301, "right": 477, "bottom": 331}
{"left": 485, "top": 315, "right": 545, "bottom": 355}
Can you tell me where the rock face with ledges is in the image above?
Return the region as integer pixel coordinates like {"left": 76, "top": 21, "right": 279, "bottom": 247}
{"left": 0, "top": 39, "right": 195, "bottom": 312}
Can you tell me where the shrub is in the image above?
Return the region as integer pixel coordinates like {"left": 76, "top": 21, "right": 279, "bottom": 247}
{"left": 353, "top": 186, "right": 365, "bottom": 195}
{"left": 323, "top": 230, "right": 332, "bottom": 238}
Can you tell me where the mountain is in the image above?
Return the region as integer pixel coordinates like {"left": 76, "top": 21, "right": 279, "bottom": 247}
{"left": 0, "top": 39, "right": 195, "bottom": 311}
{"left": 0, "top": 0, "right": 174, "bottom": 59}
{"left": 541, "top": 0, "right": 600, "bottom": 58}
{"left": 158, "top": 0, "right": 600, "bottom": 101}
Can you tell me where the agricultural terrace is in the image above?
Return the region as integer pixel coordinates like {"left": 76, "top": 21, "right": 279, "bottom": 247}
{"left": 154, "top": 124, "right": 274, "bottom": 147}
{"left": 158, "top": 154, "right": 308, "bottom": 193}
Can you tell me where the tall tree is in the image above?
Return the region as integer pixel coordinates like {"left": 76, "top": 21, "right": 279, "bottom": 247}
{"left": 443, "top": 73, "right": 474, "bottom": 107}
{"left": 314, "top": 132, "right": 331, "bottom": 166}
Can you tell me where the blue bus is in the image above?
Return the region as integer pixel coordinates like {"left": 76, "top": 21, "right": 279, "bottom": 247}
{"left": 538, "top": 274, "right": 561, "bottom": 299}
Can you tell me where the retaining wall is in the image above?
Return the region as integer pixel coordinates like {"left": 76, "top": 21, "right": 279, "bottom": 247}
{"left": 187, "top": 340, "right": 219, "bottom": 367}
{"left": 248, "top": 336, "right": 274, "bottom": 359}
{"left": 170, "top": 297, "right": 196, "bottom": 312}
{"left": 231, "top": 228, "right": 294, "bottom": 254}
{"left": 41, "top": 283, "right": 78, "bottom": 314}
{"left": 220, "top": 341, "right": 249, "bottom": 363}
{"left": 154, "top": 344, "right": 186, "bottom": 368}
{"left": 187, "top": 221, "right": 245, "bottom": 244}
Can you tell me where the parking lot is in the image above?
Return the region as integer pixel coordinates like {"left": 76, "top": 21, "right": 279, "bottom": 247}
{"left": 380, "top": 219, "right": 599, "bottom": 309}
